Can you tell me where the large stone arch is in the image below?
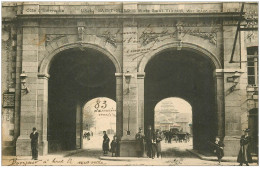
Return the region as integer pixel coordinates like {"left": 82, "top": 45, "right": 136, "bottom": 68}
{"left": 36, "top": 39, "right": 122, "bottom": 155}
{"left": 138, "top": 42, "right": 222, "bottom": 73}
{"left": 39, "top": 42, "right": 122, "bottom": 75}
{"left": 139, "top": 41, "right": 225, "bottom": 151}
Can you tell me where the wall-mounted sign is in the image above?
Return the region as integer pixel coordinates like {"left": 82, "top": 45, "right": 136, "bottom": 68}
{"left": 2, "top": 94, "right": 15, "bottom": 108}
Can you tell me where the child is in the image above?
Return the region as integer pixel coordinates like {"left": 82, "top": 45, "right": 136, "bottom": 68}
{"left": 110, "top": 135, "right": 119, "bottom": 157}
{"left": 214, "top": 137, "right": 224, "bottom": 164}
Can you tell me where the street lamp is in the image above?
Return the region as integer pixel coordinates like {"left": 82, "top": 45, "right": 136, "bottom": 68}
{"left": 20, "top": 71, "right": 30, "bottom": 94}
{"left": 228, "top": 71, "right": 241, "bottom": 92}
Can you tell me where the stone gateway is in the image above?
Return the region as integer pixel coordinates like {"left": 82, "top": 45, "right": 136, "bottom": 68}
{"left": 1, "top": 2, "right": 258, "bottom": 159}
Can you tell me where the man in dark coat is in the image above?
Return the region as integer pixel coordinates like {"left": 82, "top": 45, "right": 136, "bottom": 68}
{"left": 135, "top": 128, "right": 145, "bottom": 157}
{"left": 30, "top": 127, "right": 39, "bottom": 160}
{"left": 237, "top": 129, "right": 253, "bottom": 166}
{"left": 213, "top": 137, "right": 224, "bottom": 164}
{"left": 155, "top": 129, "right": 162, "bottom": 158}
{"left": 146, "top": 125, "right": 155, "bottom": 159}
{"left": 102, "top": 131, "right": 110, "bottom": 156}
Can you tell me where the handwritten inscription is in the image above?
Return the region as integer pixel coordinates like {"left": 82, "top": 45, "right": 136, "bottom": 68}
{"left": 93, "top": 99, "right": 116, "bottom": 116}
{"left": 7, "top": 158, "right": 104, "bottom": 166}
{"left": 124, "top": 27, "right": 219, "bottom": 60}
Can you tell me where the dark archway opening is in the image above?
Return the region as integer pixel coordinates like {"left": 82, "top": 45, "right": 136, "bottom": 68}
{"left": 48, "top": 48, "right": 116, "bottom": 153}
{"left": 144, "top": 49, "right": 217, "bottom": 152}
{"left": 248, "top": 108, "right": 258, "bottom": 155}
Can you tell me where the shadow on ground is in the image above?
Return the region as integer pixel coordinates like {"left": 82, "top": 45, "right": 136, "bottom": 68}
{"left": 68, "top": 147, "right": 198, "bottom": 159}
{"left": 68, "top": 149, "right": 103, "bottom": 158}
{"left": 162, "top": 147, "right": 196, "bottom": 158}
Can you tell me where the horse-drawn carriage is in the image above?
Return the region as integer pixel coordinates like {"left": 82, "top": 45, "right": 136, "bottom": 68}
{"left": 176, "top": 132, "right": 189, "bottom": 143}
{"left": 170, "top": 128, "right": 190, "bottom": 143}
{"left": 163, "top": 128, "right": 190, "bottom": 143}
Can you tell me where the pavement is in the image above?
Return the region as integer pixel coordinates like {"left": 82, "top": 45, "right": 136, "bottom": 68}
{"left": 187, "top": 149, "right": 258, "bottom": 162}
{"left": 2, "top": 137, "right": 259, "bottom": 166}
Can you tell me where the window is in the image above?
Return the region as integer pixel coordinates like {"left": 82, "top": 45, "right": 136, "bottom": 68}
{"left": 247, "top": 46, "right": 258, "bottom": 85}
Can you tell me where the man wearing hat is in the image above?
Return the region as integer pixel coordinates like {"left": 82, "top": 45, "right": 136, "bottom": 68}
{"left": 145, "top": 125, "right": 155, "bottom": 159}
{"left": 237, "top": 128, "right": 253, "bottom": 166}
{"left": 135, "top": 127, "right": 145, "bottom": 157}
{"left": 30, "top": 127, "right": 39, "bottom": 160}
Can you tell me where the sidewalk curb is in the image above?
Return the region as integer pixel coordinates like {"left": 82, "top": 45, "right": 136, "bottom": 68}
{"left": 99, "top": 156, "right": 154, "bottom": 161}
{"left": 186, "top": 149, "right": 258, "bottom": 163}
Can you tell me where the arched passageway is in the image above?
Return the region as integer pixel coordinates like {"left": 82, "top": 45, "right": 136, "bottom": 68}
{"left": 144, "top": 49, "right": 217, "bottom": 152}
{"left": 48, "top": 48, "right": 116, "bottom": 153}
{"left": 154, "top": 97, "right": 193, "bottom": 149}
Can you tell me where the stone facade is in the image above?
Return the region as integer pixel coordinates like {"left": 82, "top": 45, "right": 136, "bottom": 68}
{"left": 1, "top": 2, "right": 258, "bottom": 157}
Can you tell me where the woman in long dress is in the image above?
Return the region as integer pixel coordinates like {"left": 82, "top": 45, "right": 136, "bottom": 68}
{"left": 102, "top": 131, "right": 110, "bottom": 156}
{"left": 237, "top": 129, "right": 253, "bottom": 166}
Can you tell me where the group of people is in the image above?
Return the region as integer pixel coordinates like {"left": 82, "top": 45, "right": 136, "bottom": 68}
{"left": 136, "top": 125, "right": 163, "bottom": 159}
{"left": 102, "top": 131, "right": 119, "bottom": 157}
{"left": 29, "top": 127, "right": 254, "bottom": 165}
{"left": 212, "top": 128, "right": 253, "bottom": 166}
{"left": 102, "top": 126, "right": 163, "bottom": 158}
{"left": 83, "top": 131, "right": 92, "bottom": 140}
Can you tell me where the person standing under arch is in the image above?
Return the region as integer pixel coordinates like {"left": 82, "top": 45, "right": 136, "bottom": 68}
{"left": 146, "top": 125, "right": 155, "bottom": 159}
{"left": 102, "top": 131, "right": 110, "bottom": 156}
{"left": 135, "top": 128, "right": 145, "bottom": 157}
{"left": 155, "top": 129, "right": 162, "bottom": 158}
{"left": 110, "top": 135, "right": 119, "bottom": 157}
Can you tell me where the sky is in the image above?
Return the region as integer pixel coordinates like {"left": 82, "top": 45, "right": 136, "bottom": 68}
{"left": 154, "top": 97, "right": 192, "bottom": 124}
{"left": 83, "top": 97, "right": 116, "bottom": 134}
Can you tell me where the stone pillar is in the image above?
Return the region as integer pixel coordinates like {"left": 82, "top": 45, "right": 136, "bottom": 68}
{"left": 115, "top": 73, "right": 123, "bottom": 138}
{"left": 137, "top": 72, "right": 145, "bottom": 131}
{"left": 215, "top": 71, "right": 225, "bottom": 139}
{"left": 121, "top": 29, "right": 138, "bottom": 140}
{"left": 75, "top": 102, "right": 82, "bottom": 149}
{"left": 16, "top": 20, "right": 40, "bottom": 156}
{"left": 14, "top": 26, "right": 23, "bottom": 146}
{"left": 119, "top": 2, "right": 140, "bottom": 157}
{"left": 222, "top": 5, "right": 244, "bottom": 156}
{"left": 37, "top": 73, "right": 49, "bottom": 155}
